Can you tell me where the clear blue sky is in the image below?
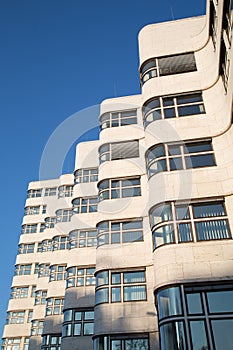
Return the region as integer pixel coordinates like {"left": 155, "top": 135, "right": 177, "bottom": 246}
{"left": 0, "top": 0, "right": 206, "bottom": 337}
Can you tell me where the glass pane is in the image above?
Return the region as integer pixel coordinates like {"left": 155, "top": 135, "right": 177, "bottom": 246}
{"left": 147, "top": 145, "right": 165, "bottom": 161}
{"left": 64, "top": 310, "right": 72, "bottom": 322}
{"left": 207, "top": 290, "right": 233, "bottom": 313}
{"left": 112, "top": 273, "right": 121, "bottom": 284}
{"left": 185, "top": 154, "right": 214, "bottom": 168}
{"left": 74, "top": 311, "right": 82, "bottom": 320}
{"left": 160, "top": 322, "right": 186, "bottom": 350}
{"left": 169, "top": 157, "right": 183, "bottom": 171}
{"left": 185, "top": 142, "right": 212, "bottom": 153}
{"left": 111, "top": 340, "right": 121, "bottom": 350}
{"left": 177, "top": 93, "right": 202, "bottom": 104}
{"left": 84, "top": 322, "right": 94, "bottom": 335}
{"left": 122, "top": 230, "right": 143, "bottom": 243}
{"left": 124, "top": 271, "right": 145, "bottom": 283}
{"left": 74, "top": 323, "right": 81, "bottom": 335}
{"left": 148, "top": 159, "right": 167, "bottom": 177}
{"left": 123, "top": 285, "right": 146, "bottom": 301}
{"left": 186, "top": 293, "right": 203, "bottom": 314}
{"left": 164, "top": 107, "right": 176, "bottom": 118}
{"left": 151, "top": 204, "right": 172, "bottom": 226}
{"left": 123, "top": 220, "right": 142, "bottom": 230}
{"left": 176, "top": 205, "right": 190, "bottom": 220}
{"left": 178, "top": 223, "right": 192, "bottom": 242}
{"left": 190, "top": 321, "right": 209, "bottom": 350}
{"left": 95, "top": 288, "right": 109, "bottom": 304}
{"left": 111, "top": 287, "right": 121, "bottom": 302}
{"left": 193, "top": 203, "right": 225, "bottom": 218}
{"left": 153, "top": 224, "right": 174, "bottom": 248}
{"left": 122, "top": 187, "right": 141, "bottom": 197}
{"left": 195, "top": 220, "right": 230, "bottom": 240}
{"left": 96, "top": 271, "right": 108, "bottom": 287}
{"left": 178, "top": 104, "right": 205, "bottom": 116}
{"left": 163, "top": 97, "right": 174, "bottom": 106}
{"left": 157, "top": 287, "right": 182, "bottom": 319}
{"left": 111, "top": 233, "right": 120, "bottom": 244}
{"left": 84, "top": 311, "right": 94, "bottom": 320}
{"left": 211, "top": 319, "right": 233, "bottom": 350}
{"left": 125, "top": 339, "right": 149, "bottom": 350}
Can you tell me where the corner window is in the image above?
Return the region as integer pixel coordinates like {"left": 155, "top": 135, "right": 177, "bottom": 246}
{"left": 140, "top": 52, "right": 197, "bottom": 85}
{"left": 97, "top": 219, "right": 143, "bottom": 246}
{"left": 27, "top": 189, "right": 42, "bottom": 198}
{"left": 14, "top": 264, "right": 32, "bottom": 276}
{"left": 156, "top": 283, "right": 233, "bottom": 350}
{"left": 10, "top": 286, "right": 29, "bottom": 299}
{"left": 95, "top": 270, "right": 146, "bottom": 305}
{"left": 99, "top": 109, "right": 137, "bottom": 130}
{"left": 146, "top": 140, "right": 215, "bottom": 178}
{"left": 37, "top": 263, "right": 50, "bottom": 278}
{"left": 74, "top": 168, "right": 98, "bottom": 184}
{"left": 98, "top": 177, "right": 141, "bottom": 201}
{"left": 99, "top": 140, "right": 139, "bottom": 164}
{"left": 21, "top": 224, "right": 38, "bottom": 234}
{"left": 37, "top": 239, "right": 53, "bottom": 252}
{"left": 150, "top": 200, "right": 231, "bottom": 249}
{"left": 62, "top": 309, "right": 94, "bottom": 337}
{"left": 66, "top": 266, "right": 95, "bottom": 288}
{"left": 18, "top": 243, "right": 35, "bottom": 254}
{"left": 143, "top": 92, "right": 205, "bottom": 127}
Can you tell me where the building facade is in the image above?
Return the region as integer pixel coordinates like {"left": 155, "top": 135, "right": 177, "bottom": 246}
{"left": 2, "top": 0, "right": 233, "bottom": 349}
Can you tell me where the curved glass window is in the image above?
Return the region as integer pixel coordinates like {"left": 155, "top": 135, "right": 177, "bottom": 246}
{"left": 98, "top": 177, "right": 141, "bottom": 201}
{"left": 66, "top": 266, "right": 95, "bottom": 288}
{"left": 99, "top": 140, "right": 139, "bottom": 164}
{"left": 156, "top": 283, "right": 233, "bottom": 350}
{"left": 49, "top": 265, "right": 66, "bottom": 282}
{"left": 99, "top": 109, "right": 137, "bottom": 130}
{"left": 37, "top": 263, "right": 50, "bottom": 278}
{"left": 37, "top": 239, "right": 53, "bottom": 252}
{"left": 143, "top": 92, "right": 205, "bottom": 127}
{"left": 40, "top": 217, "right": 56, "bottom": 232}
{"left": 68, "top": 229, "right": 97, "bottom": 249}
{"left": 74, "top": 168, "right": 98, "bottom": 184}
{"left": 95, "top": 270, "right": 146, "bottom": 305}
{"left": 21, "top": 224, "right": 38, "bottom": 234}
{"left": 150, "top": 200, "right": 231, "bottom": 249}
{"left": 18, "top": 243, "right": 35, "bottom": 254}
{"left": 140, "top": 52, "right": 196, "bottom": 85}
{"left": 58, "top": 185, "right": 73, "bottom": 198}
{"left": 97, "top": 219, "right": 143, "bottom": 246}
{"left": 27, "top": 189, "right": 42, "bottom": 198}
{"left": 146, "top": 141, "right": 215, "bottom": 178}
{"left": 72, "top": 197, "right": 98, "bottom": 214}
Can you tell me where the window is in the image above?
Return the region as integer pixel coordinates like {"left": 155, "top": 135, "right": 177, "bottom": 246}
{"left": 18, "top": 243, "right": 35, "bottom": 254}
{"left": 97, "top": 219, "right": 143, "bottom": 246}
{"left": 56, "top": 209, "right": 72, "bottom": 222}
{"left": 44, "top": 187, "right": 57, "bottom": 196}
{"left": 94, "top": 335, "right": 149, "bottom": 350}
{"left": 10, "top": 286, "right": 29, "bottom": 299}
{"left": 219, "top": 39, "right": 230, "bottom": 90}
{"left": 14, "top": 264, "right": 32, "bottom": 276}
{"left": 58, "top": 185, "right": 73, "bottom": 198}
{"left": 31, "top": 285, "right": 37, "bottom": 297}
{"left": 95, "top": 270, "right": 147, "bottom": 305}
{"left": 72, "top": 197, "right": 98, "bottom": 214}
{"left": 35, "top": 290, "right": 47, "bottom": 305}
{"left": 46, "top": 298, "right": 64, "bottom": 316}
{"left": 2, "top": 338, "right": 21, "bottom": 350}
{"left": 150, "top": 200, "right": 231, "bottom": 249}
{"left": 41, "top": 335, "right": 61, "bottom": 350}
{"left": 99, "top": 109, "right": 137, "bottom": 130}
{"left": 66, "top": 267, "right": 95, "bottom": 288}
{"left": 74, "top": 168, "right": 98, "bottom": 184}
{"left": 98, "top": 177, "right": 141, "bottom": 201}
{"left": 143, "top": 92, "right": 205, "bottom": 127}
{"left": 146, "top": 140, "right": 215, "bottom": 178}
{"left": 37, "top": 263, "right": 50, "bottom": 278}
{"left": 23, "top": 338, "right": 29, "bottom": 350}
{"left": 6, "top": 311, "right": 25, "bottom": 324}
{"left": 21, "top": 224, "right": 38, "bottom": 234}
{"left": 209, "top": 0, "right": 218, "bottom": 47}
{"left": 27, "top": 189, "right": 42, "bottom": 198}
{"left": 49, "top": 265, "right": 66, "bottom": 281}
{"left": 24, "top": 205, "right": 40, "bottom": 215}
{"left": 140, "top": 52, "right": 197, "bottom": 85}
{"left": 156, "top": 283, "right": 233, "bottom": 350}
{"left": 40, "top": 217, "right": 56, "bottom": 231}
{"left": 31, "top": 319, "right": 44, "bottom": 336}
{"left": 62, "top": 309, "right": 94, "bottom": 337}
{"left": 27, "top": 310, "right": 33, "bottom": 323}
{"left": 53, "top": 236, "right": 69, "bottom": 251}
{"left": 99, "top": 140, "right": 139, "bottom": 164}
{"left": 222, "top": 0, "right": 233, "bottom": 42}
{"left": 37, "top": 239, "right": 53, "bottom": 252}
{"left": 68, "top": 229, "right": 97, "bottom": 249}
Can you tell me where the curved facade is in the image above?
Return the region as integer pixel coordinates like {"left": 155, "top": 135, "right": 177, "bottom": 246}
{"left": 2, "top": 1, "right": 233, "bottom": 349}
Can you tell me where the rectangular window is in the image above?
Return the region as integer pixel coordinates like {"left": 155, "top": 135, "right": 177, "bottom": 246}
{"left": 99, "top": 140, "right": 139, "bottom": 163}
{"left": 72, "top": 197, "right": 98, "bottom": 214}
{"left": 27, "top": 189, "right": 42, "bottom": 198}
{"left": 10, "top": 286, "right": 29, "bottom": 299}
{"left": 99, "top": 109, "right": 137, "bottom": 130}
{"left": 18, "top": 243, "right": 35, "bottom": 254}
{"left": 44, "top": 187, "right": 57, "bottom": 196}
{"left": 6, "top": 311, "right": 25, "bottom": 324}
{"left": 74, "top": 168, "right": 98, "bottom": 184}
{"left": 98, "top": 177, "right": 141, "bottom": 201}
{"left": 21, "top": 224, "right": 38, "bottom": 234}
{"left": 46, "top": 298, "right": 64, "bottom": 316}
{"left": 95, "top": 270, "right": 147, "bottom": 305}
{"left": 66, "top": 266, "right": 95, "bottom": 288}
{"left": 14, "top": 264, "right": 32, "bottom": 276}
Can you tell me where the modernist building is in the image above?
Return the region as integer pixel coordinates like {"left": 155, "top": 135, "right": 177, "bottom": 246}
{"left": 2, "top": 0, "right": 233, "bottom": 349}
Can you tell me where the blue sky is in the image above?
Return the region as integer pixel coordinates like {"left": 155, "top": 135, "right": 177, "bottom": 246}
{"left": 0, "top": 0, "right": 206, "bottom": 337}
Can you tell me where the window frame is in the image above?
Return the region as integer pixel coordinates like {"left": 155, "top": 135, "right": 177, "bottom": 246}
{"left": 99, "top": 109, "right": 137, "bottom": 130}
{"left": 66, "top": 266, "right": 96, "bottom": 288}
{"left": 62, "top": 308, "right": 94, "bottom": 337}
{"left": 98, "top": 177, "right": 141, "bottom": 202}
{"left": 72, "top": 196, "right": 98, "bottom": 214}
{"left": 74, "top": 167, "right": 98, "bottom": 184}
